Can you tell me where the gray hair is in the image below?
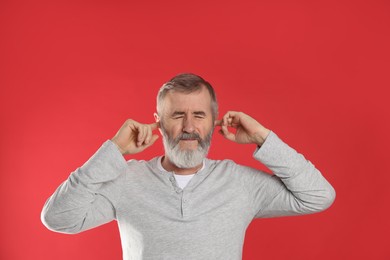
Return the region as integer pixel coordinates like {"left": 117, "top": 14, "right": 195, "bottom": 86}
{"left": 156, "top": 73, "right": 218, "bottom": 120}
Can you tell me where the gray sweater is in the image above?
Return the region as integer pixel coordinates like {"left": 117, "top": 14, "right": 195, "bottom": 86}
{"left": 41, "top": 131, "right": 335, "bottom": 260}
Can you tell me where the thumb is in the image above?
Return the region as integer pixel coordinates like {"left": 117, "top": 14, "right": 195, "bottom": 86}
{"left": 219, "top": 126, "right": 236, "bottom": 142}
{"left": 144, "top": 134, "right": 159, "bottom": 148}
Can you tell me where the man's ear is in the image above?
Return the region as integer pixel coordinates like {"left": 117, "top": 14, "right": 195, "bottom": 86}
{"left": 154, "top": 113, "right": 163, "bottom": 135}
{"left": 154, "top": 113, "right": 160, "bottom": 123}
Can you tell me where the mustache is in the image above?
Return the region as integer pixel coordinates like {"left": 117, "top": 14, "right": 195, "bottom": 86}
{"left": 178, "top": 132, "right": 201, "bottom": 141}
{"left": 170, "top": 132, "right": 206, "bottom": 149}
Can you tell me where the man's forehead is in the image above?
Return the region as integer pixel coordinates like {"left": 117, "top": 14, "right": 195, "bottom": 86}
{"left": 163, "top": 89, "right": 212, "bottom": 112}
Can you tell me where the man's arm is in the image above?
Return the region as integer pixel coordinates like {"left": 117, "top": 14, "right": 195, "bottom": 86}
{"left": 215, "top": 111, "right": 335, "bottom": 217}
{"left": 41, "top": 120, "right": 159, "bottom": 234}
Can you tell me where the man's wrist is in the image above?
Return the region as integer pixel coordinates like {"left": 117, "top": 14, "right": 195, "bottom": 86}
{"left": 253, "top": 128, "right": 271, "bottom": 146}
{"left": 111, "top": 139, "right": 126, "bottom": 155}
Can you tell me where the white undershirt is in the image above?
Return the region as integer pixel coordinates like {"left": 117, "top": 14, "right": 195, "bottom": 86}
{"left": 173, "top": 174, "right": 195, "bottom": 189}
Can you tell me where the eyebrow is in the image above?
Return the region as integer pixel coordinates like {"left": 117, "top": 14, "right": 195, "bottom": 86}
{"left": 193, "top": 111, "right": 206, "bottom": 116}
{"left": 171, "top": 111, "right": 185, "bottom": 117}
{"left": 171, "top": 111, "right": 206, "bottom": 117}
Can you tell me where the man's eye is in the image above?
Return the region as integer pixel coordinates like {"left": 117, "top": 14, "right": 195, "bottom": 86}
{"left": 195, "top": 115, "right": 205, "bottom": 119}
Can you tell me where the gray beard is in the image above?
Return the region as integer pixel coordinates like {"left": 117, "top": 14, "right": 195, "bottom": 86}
{"left": 160, "top": 126, "right": 213, "bottom": 169}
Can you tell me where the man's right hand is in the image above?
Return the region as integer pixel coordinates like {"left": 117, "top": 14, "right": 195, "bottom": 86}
{"left": 111, "top": 119, "right": 160, "bottom": 155}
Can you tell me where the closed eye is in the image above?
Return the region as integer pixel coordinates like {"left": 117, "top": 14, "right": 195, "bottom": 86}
{"left": 171, "top": 111, "right": 206, "bottom": 119}
{"left": 171, "top": 111, "right": 185, "bottom": 119}
{"left": 194, "top": 112, "right": 206, "bottom": 118}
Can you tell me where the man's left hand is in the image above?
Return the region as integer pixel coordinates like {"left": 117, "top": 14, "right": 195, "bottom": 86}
{"left": 215, "top": 111, "right": 271, "bottom": 146}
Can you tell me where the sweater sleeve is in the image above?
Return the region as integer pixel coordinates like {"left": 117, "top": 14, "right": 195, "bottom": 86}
{"left": 249, "top": 131, "right": 336, "bottom": 218}
{"left": 41, "top": 140, "right": 128, "bottom": 234}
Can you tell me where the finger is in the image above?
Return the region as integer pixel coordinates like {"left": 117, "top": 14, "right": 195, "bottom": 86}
{"left": 223, "top": 113, "right": 228, "bottom": 126}
{"left": 225, "top": 111, "right": 240, "bottom": 119}
{"left": 145, "top": 125, "right": 152, "bottom": 144}
{"left": 149, "top": 122, "right": 160, "bottom": 130}
{"left": 221, "top": 123, "right": 229, "bottom": 136}
{"left": 149, "top": 134, "right": 159, "bottom": 145}
{"left": 219, "top": 124, "right": 236, "bottom": 142}
{"left": 225, "top": 111, "right": 242, "bottom": 128}
{"left": 221, "top": 122, "right": 232, "bottom": 138}
{"left": 137, "top": 125, "right": 147, "bottom": 146}
{"left": 214, "top": 120, "right": 223, "bottom": 126}
{"left": 227, "top": 117, "right": 233, "bottom": 126}
{"left": 142, "top": 134, "right": 159, "bottom": 149}
{"left": 223, "top": 111, "right": 236, "bottom": 124}
{"left": 142, "top": 125, "right": 149, "bottom": 144}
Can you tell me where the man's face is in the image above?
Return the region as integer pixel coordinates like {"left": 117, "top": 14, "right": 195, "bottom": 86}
{"left": 157, "top": 86, "right": 214, "bottom": 168}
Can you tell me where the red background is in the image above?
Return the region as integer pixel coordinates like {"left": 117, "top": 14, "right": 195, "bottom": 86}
{"left": 1, "top": 0, "right": 389, "bottom": 259}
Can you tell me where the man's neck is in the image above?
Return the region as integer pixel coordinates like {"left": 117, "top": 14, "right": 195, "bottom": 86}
{"left": 161, "top": 156, "right": 203, "bottom": 175}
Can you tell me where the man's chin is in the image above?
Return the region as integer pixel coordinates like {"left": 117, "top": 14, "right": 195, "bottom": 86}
{"left": 172, "top": 158, "right": 204, "bottom": 169}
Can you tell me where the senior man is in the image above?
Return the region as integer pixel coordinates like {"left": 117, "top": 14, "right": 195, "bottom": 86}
{"left": 41, "top": 73, "right": 335, "bottom": 260}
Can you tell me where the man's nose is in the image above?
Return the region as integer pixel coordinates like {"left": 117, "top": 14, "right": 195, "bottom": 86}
{"left": 183, "top": 117, "right": 195, "bottom": 133}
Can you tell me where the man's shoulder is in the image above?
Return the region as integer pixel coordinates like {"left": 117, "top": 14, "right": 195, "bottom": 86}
{"left": 119, "top": 157, "right": 163, "bottom": 182}
{"left": 205, "top": 157, "right": 236, "bottom": 165}
{"left": 125, "top": 156, "right": 160, "bottom": 169}
{"left": 204, "top": 157, "right": 270, "bottom": 179}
